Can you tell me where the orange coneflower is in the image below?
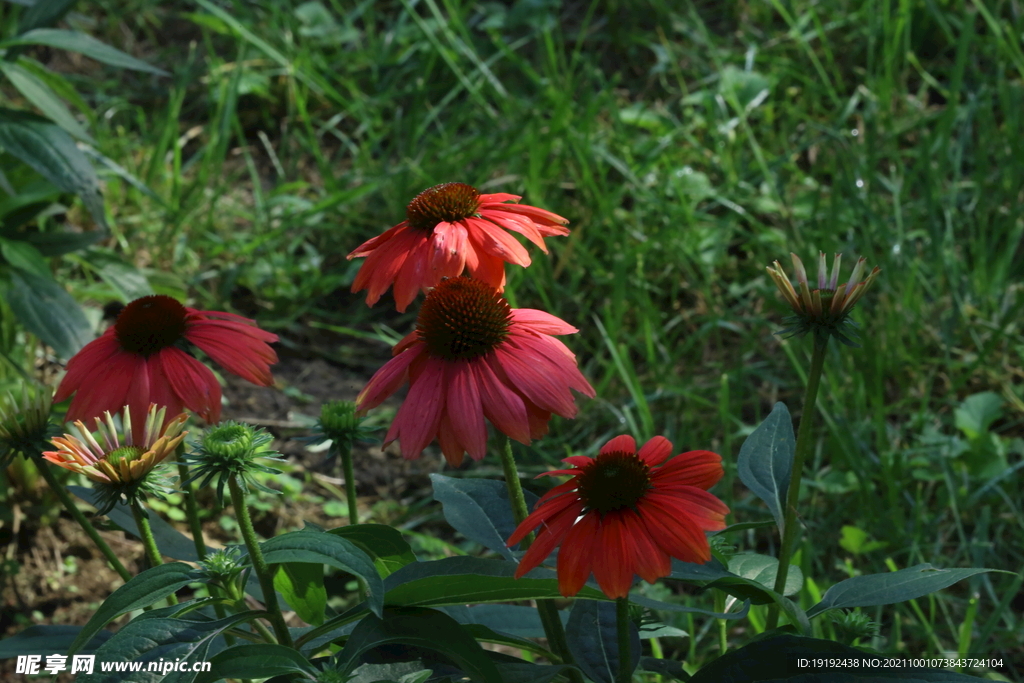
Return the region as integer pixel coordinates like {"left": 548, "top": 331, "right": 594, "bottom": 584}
{"left": 507, "top": 434, "right": 729, "bottom": 599}
{"left": 356, "top": 276, "right": 594, "bottom": 466}
{"left": 55, "top": 295, "right": 278, "bottom": 427}
{"left": 348, "top": 183, "right": 570, "bottom": 312}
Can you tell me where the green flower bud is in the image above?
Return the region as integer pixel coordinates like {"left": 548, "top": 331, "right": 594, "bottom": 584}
{"left": 199, "top": 546, "right": 246, "bottom": 586}
{"left": 183, "top": 421, "right": 285, "bottom": 504}
{"left": 830, "top": 609, "right": 879, "bottom": 644}
{"left": 0, "top": 384, "right": 55, "bottom": 468}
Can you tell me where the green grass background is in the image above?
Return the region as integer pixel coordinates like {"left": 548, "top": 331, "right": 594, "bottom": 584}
{"left": 7, "top": 0, "right": 1024, "bottom": 675}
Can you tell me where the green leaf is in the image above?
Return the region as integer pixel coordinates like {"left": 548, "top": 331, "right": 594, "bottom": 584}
{"left": 0, "top": 237, "right": 48, "bottom": 277}
{"left": 334, "top": 607, "right": 502, "bottom": 683}
{"left": 0, "top": 61, "right": 93, "bottom": 142}
{"left": 638, "top": 657, "right": 691, "bottom": 681}
{"left": 346, "top": 661, "right": 433, "bottom": 683}
{"left": 728, "top": 554, "right": 804, "bottom": 597}
{"left": 274, "top": 562, "right": 326, "bottom": 626}
{"left": 688, "top": 634, "right": 988, "bottom": 682}
{"left": 260, "top": 528, "right": 384, "bottom": 618}
{"left": 737, "top": 402, "right": 794, "bottom": 536}
{"left": 328, "top": 524, "right": 417, "bottom": 578}
{"left": 17, "top": 0, "right": 77, "bottom": 33}
{"left": 838, "top": 525, "right": 888, "bottom": 555}
{"left": 566, "top": 600, "right": 640, "bottom": 683}
{"left": 14, "top": 228, "right": 105, "bottom": 257}
{"left": 383, "top": 556, "right": 608, "bottom": 607}
{"left": 69, "top": 487, "right": 201, "bottom": 562}
{"left": 954, "top": 392, "right": 1003, "bottom": 440}
{"left": 459, "top": 623, "right": 556, "bottom": 658}
{"left": 1, "top": 29, "right": 169, "bottom": 75}
{"left": 196, "top": 644, "right": 318, "bottom": 682}
{"left": 439, "top": 604, "right": 564, "bottom": 639}
{"left": 0, "top": 108, "right": 107, "bottom": 229}
{"left": 0, "top": 625, "right": 112, "bottom": 658}
{"left": 430, "top": 473, "right": 539, "bottom": 560}
{"left": 5, "top": 267, "right": 91, "bottom": 359}
{"left": 68, "top": 563, "right": 206, "bottom": 655}
{"left": 69, "top": 249, "right": 154, "bottom": 302}
{"left": 806, "top": 564, "right": 1002, "bottom": 619}
{"left": 83, "top": 609, "right": 264, "bottom": 683}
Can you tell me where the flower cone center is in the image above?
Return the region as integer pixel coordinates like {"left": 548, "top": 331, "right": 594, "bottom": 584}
{"left": 106, "top": 445, "right": 143, "bottom": 468}
{"left": 115, "top": 295, "right": 188, "bottom": 357}
{"left": 416, "top": 277, "right": 511, "bottom": 361}
{"left": 406, "top": 182, "right": 481, "bottom": 230}
{"left": 577, "top": 450, "right": 651, "bottom": 515}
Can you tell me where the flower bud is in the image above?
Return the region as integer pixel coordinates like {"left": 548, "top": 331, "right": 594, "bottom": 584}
{"left": 0, "top": 384, "right": 54, "bottom": 468}
{"left": 183, "top": 421, "right": 285, "bottom": 503}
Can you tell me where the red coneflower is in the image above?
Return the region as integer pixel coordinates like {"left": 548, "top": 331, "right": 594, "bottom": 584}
{"left": 356, "top": 276, "right": 594, "bottom": 466}
{"left": 507, "top": 434, "right": 729, "bottom": 599}
{"left": 54, "top": 295, "right": 278, "bottom": 427}
{"left": 348, "top": 183, "right": 570, "bottom": 312}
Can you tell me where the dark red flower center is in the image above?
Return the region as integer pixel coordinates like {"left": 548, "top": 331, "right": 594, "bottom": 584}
{"left": 406, "top": 182, "right": 481, "bottom": 231}
{"left": 577, "top": 450, "right": 652, "bottom": 515}
{"left": 115, "top": 295, "right": 188, "bottom": 357}
{"left": 416, "top": 277, "right": 511, "bottom": 361}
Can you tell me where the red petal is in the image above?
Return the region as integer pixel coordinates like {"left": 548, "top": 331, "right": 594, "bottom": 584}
{"left": 392, "top": 232, "right": 433, "bottom": 312}
{"left": 494, "top": 346, "right": 577, "bottom": 417}
{"left": 485, "top": 203, "right": 569, "bottom": 231}
{"left": 480, "top": 212, "right": 548, "bottom": 252}
{"left": 430, "top": 221, "right": 468, "bottom": 280}
{"left": 62, "top": 346, "right": 143, "bottom": 424}
{"left": 638, "top": 436, "right": 673, "bottom": 466}
{"left": 356, "top": 346, "right": 423, "bottom": 411}
{"left": 477, "top": 355, "right": 530, "bottom": 443}
{"left": 620, "top": 508, "right": 672, "bottom": 583}
{"left": 465, "top": 217, "right": 531, "bottom": 267}
{"left": 157, "top": 347, "right": 222, "bottom": 424}
{"left": 352, "top": 225, "right": 416, "bottom": 305}
{"left": 477, "top": 192, "right": 521, "bottom": 204}
{"left": 510, "top": 309, "right": 579, "bottom": 336}
{"left": 465, "top": 248, "right": 507, "bottom": 290}
{"left": 348, "top": 222, "right": 405, "bottom": 258}
{"left": 653, "top": 450, "right": 725, "bottom": 490}
{"left": 646, "top": 488, "right": 729, "bottom": 530}
{"left": 601, "top": 435, "right": 636, "bottom": 456}
{"left": 637, "top": 496, "right": 715, "bottom": 564}
{"left": 556, "top": 512, "right": 601, "bottom": 597}
{"left": 391, "top": 358, "right": 445, "bottom": 459}
{"left": 446, "top": 360, "right": 487, "bottom": 461}
{"left": 55, "top": 332, "right": 122, "bottom": 403}
{"left": 591, "top": 511, "right": 635, "bottom": 598}
{"left": 507, "top": 483, "right": 580, "bottom": 546}
{"left": 185, "top": 320, "right": 277, "bottom": 386}
{"left": 513, "top": 499, "right": 583, "bottom": 578}
{"left": 436, "top": 412, "right": 465, "bottom": 467}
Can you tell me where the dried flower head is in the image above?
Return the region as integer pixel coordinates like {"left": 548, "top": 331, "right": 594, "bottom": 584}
{"left": 766, "top": 252, "right": 881, "bottom": 346}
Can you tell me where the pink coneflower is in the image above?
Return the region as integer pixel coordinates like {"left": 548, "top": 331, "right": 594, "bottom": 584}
{"left": 348, "top": 183, "right": 570, "bottom": 312}
{"left": 356, "top": 277, "right": 594, "bottom": 467}
{"left": 54, "top": 295, "right": 278, "bottom": 427}
{"left": 507, "top": 435, "right": 729, "bottom": 599}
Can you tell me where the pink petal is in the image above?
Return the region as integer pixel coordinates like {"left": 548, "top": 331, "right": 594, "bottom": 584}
{"left": 391, "top": 358, "right": 445, "bottom": 459}
{"left": 436, "top": 412, "right": 465, "bottom": 467}
{"left": 392, "top": 232, "right": 433, "bottom": 312}
{"left": 477, "top": 356, "right": 530, "bottom": 444}
{"left": 479, "top": 212, "right": 548, "bottom": 252}
{"left": 466, "top": 249, "right": 507, "bottom": 290}
{"left": 445, "top": 360, "right": 487, "bottom": 461}
{"left": 477, "top": 192, "right": 521, "bottom": 204}
{"left": 356, "top": 345, "right": 424, "bottom": 412}
{"left": 430, "top": 221, "right": 468, "bottom": 280}
{"left": 348, "top": 222, "right": 406, "bottom": 258}
{"left": 465, "top": 217, "right": 531, "bottom": 267}
{"left": 510, "top": 309, "right": 579, "bottom": 336}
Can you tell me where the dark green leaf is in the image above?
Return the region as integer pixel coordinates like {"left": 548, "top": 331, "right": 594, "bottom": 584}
{"left": 430, "top": 473, "right": 539, "bottom": 560}
{"left": 68, "top": 563, "right": 206, "bottom": 655}
{"left": 737, "top": 402, "right": 794, "bottom": 536}
{"left": 0, "top": 625, "right": 111, "bottom": 658}
{"left": 6, "top": 267, "right": 91, "bottom": 358}
{"left": 13, "top": 228, "right": 105, "bottom": 256}
{"left": 688, "top": 634, "right": 988, "bottom": 682}
{"left": 17, "top": 0, "right": 77, "bottom": 33}
{"left": 807, "top": 564, "right": 1002, "bottom": 618}
{"left": 2, "top": 29, "right": 169, "bottom": 75}
{"left": 0, "top": 237, "right": 47, "bottom": 277}
{"left": 566, "top": 600, "right": 640, "bottom": 683}
{"left": 728, "top": 554, "right": 803, "bottom": 597}
{"left": 328, "top": 524, "right": 417, "bottom": 578}
{"left": 195, "top": 644, "right": 318, "bottom": 682}
{"left": 439, "top": 604, "right": 565, "bottom": 639}
{"left": 0, "top": 108, "right": 106, "bottom": 228}
{"left": 639, "top": 657, "right": 691, "bottom": 681}
{"left": 260, "top": 528, "right": 384, "bottom": 618}
{"left": 334, "top": 607, "right": 502, "bottom": 683}
{"left": 274, "top": 562, "right": 326, "bottom": 626}
{"left": 0, "top": 61, "right": 93, "bottom": 142}
{"left": 81, "top": 610, "right": 263, "bottom": 683}
{"left": 70, "top": 249, "right": 153, "bottom": 301}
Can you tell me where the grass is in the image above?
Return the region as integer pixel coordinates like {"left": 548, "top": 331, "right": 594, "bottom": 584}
{"left": 4, "top": 0, "right": 1024, "bottom": 676}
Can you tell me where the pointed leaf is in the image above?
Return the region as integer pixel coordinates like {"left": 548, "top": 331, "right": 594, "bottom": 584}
{"left": 6, "top": 267, "right": 91, "bottom": 358}
{"left": 0, "top": 237, "right": 48, "bottom": 277}
{"left": 0, "top": 625, "right": 112, "bottom": 658}
{"left": 737, "top": 402, "right": 794, "bottom": 536}
{"left": 0, "top": 61, "right": 93, "bottom": 142}
{"left": 195, "top": 643, "right": 318, "bottom": 682}
{"left": 68, "top": 563, "right": 206, "bottom": 655}
{"left": 334, "top": 607, "right": 501, "bottom": 683}
{"left": 2, "top": 29, "right": 169, "bottom": 75}
{"left": 0, "top": 108, "right": 106, "bottom": 228}
{"left": 17, "top": 0, "right": 77, "bottom": 33}
{"left": 430, "top": 473, "right": 539, "bottom": 560}
{"left": 728, "top": 554, "right": 804, "bottom": 597}
{"left": 328, "top": 524, "right": 417, "bottom": 578}
{"left": 274, "top": 562, "right": 326, "bottom": 626}
{"left": 807, "top": 564, "right": 1003, "bottom": 618}
{"left": 566, "top": 600, "right": 641, "bottom": 683}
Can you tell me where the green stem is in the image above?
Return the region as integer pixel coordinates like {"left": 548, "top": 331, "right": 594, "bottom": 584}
{"left": 131, "top": 502, "right": 178, "bottom": 605}
{"left": 714, "top": 590, "right": 728, "bottom": 653}
{"left": 499, "top": 439, "right": 584, "bottom": 683}
{"left": 616, "top": 597, "right": 632, "bottom": 683}
{"left": 767, "top": 333, "right": 828, "bottom": 630}
{"left": 228, "top": 475, "right": 293, "bottom": 647}
{"left": 176, "top": 454, "right": 207, "bottom": 561}
{"left": 337, "top": 443, "right": 367, "bottom": 604}
{"left": 32, "top": 456, "right": 132, "bottom": 582}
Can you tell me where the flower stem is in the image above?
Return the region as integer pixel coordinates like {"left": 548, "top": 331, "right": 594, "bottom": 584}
{"left": 767, "top": 333, "right": 828, "bottom": 630}
{"left": 228, "top": 475, "right": 293, "bottom": 647}
{"left": 32, "top": 456, "right": 131, "bottom": 582}
{"left": 131, "top": 502, "right": 178, "bottom": 605}
{"left": 176, "top": 450, "right": 208, "bottom": 561}
{"left": 499, "top": 439, "right": 584, "bottom": 683}
{"left": 616, "top": 596, "right": 633, "bottom": 683}
{"left": 336, "top": 443, "right": 367, "bottom": 603}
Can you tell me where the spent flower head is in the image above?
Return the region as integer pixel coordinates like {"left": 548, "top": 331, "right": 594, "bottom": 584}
{"left": 183, "top": 421, "right": 286, "bottom": 503}
{"left": 42, "top": 404, "right": 187, "bottom": 513}
{"left": 0, "top": 384, "right": 55, "bottom": 468}
{"left": 766, "top": 252, "right": 881, "bottom": 346}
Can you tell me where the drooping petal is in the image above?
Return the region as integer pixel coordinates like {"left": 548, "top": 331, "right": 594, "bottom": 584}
{"left": 390, "top": 358, "right": 445, "bottom": 459}
{"left": 512, "top": 499, "right": 583, "bottom": 579}
{"left": 480, "top": 212, "right": 549, "bottom": 252}
{"left": 430, "top": 221, "right": 468, "bottom": 280}
{"left": 494, "top": 346, "right": 577, "bottom": 417}
{"left": 645, "top": 487, "right": 729, "bottom": 531}
{"left": 484, "top": 202, "right": 569, "bottom": 233}
{"left": 507, "top": 482, "right": 581, "bottom": 547}
{"left": 157, "top": 347, "right": 222, "bottom": 424}
{"left": 185, "top": 319, "right": 278, "bottom": 386}
{"left": 465, "top": 248, "right": 507, "bottom": 291}
{"left": 591, "top": 511, "right": 635, "bottom": 598}
{"left": 477, "top": 355, "right": 530, "bottom": 444}
{"left": 392, "top": 231, "right": 433, "bottom": 312}
{"left": 445, "top": 360, "right": 487, "bottom": 461}
{"left": 353, "top": 226, "right": 419, "bottom": 307}
{"left": 638, "top": 494, "right": 715, "bottom": 564}
{"left": 356, "top": 346, "right": 424, "bottom": 412}
{"left": 348, "top": 221, "right": 405, "bottom": 259}
{"left": 62, "top": 347, "right": 143, "bottom": 424}
{"left": 55, "top": 332, "right": 123, "bottom": 403}
{"left": 651, "top": 450, "right": 724, "bottom": 490}
{"left": 510, "top": 309, "right": 579, "bottom": 336}
{"left": 436, "top": 412, "right": 465, "bottom": 468}
{"left": 464, "top": 217, "right": 531, "bottom": 267}
{"left": 556, "top": 512, "right": 601, "bottom": 597}
{"left": 477, "top": 192, "right": 521, "bottom": 204}
{"left": 619, "top": 508, "right": 672, "bottom": 583}
{"left": 638, "top": 436, "right": 673, "bottom": 466}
